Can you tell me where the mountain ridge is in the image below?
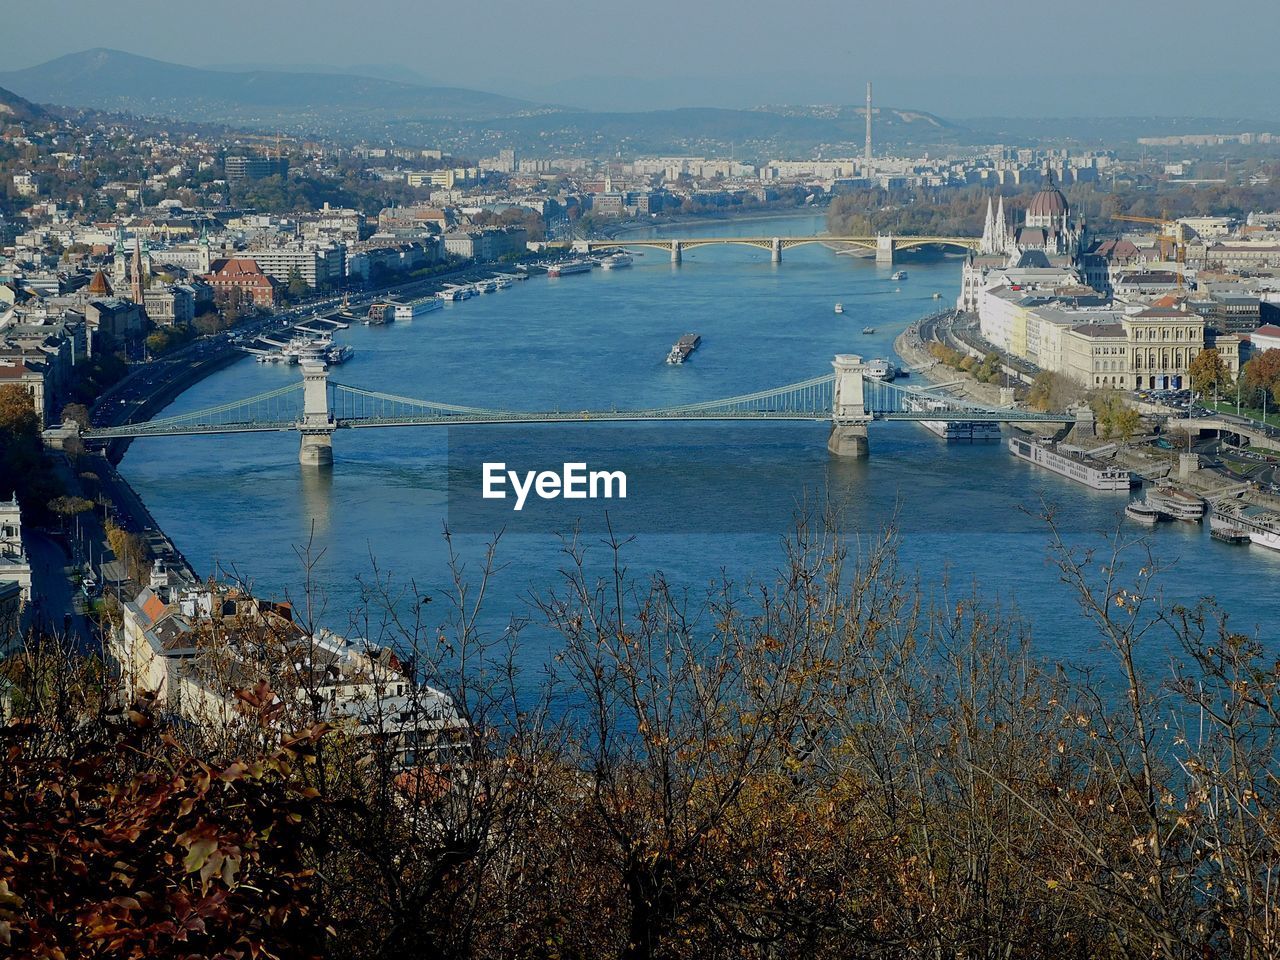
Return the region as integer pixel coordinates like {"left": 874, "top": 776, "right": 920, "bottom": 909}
{"left": 0, "top": 48, "right": 541, "bottom": 122}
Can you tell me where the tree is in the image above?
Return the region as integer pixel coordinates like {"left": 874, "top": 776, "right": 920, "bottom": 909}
{"left": 1028, "top": 371, "right": 1084, "bottom": 412}
{"left": 193, "top": 309, "right": 224, "bottom": 337}
{"left": 0, "top": 686, "right": 331, "bottom": 960}
{"left": 0, "top": 384, "right": 62, "bottom": 519}
{"left": 1241, "top": 348, "right": 1280, "bottom": 408}
{"left": 1187, "top": 347, "right": 1231, "bottom": 398}
{"left": 1090, "top": 388, "right": 1142, "bottom": 441}
{"left": 60, "top": 402, "right": 90, "bottom": 429}
{"left": 105, "top": 520, "right": 149, "bottom": 584}
{"left": 286, "top": 266, "right": 311, "bottom": 302}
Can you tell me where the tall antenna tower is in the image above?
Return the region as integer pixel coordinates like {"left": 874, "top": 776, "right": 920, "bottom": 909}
{"left": 864, "top": 81, "right": 873, "bottom": 168}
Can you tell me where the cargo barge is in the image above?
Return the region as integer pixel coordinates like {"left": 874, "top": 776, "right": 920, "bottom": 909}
{"left": 666, "top": 334, "right": 701, "bottom": 365}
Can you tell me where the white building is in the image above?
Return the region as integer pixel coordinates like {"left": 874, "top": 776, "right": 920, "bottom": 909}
{"left": 0, "top": 498, "right": 33, "bottom": 612}
{"left": 1250, "top": 323, "right": 1280, "bottom": 353}
{"left": 112, "top": 582, "right": 467, "bottom": 766}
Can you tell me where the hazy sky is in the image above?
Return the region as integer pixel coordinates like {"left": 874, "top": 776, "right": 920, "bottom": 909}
{"left": 7, "top": 0, "right": 1280, "bottom": 118}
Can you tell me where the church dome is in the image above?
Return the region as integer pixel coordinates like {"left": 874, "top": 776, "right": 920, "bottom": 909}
{"left": 1027, "top": 184, "right": 1068, "bottom": 219}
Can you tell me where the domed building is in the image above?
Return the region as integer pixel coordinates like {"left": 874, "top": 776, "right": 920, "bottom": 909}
{"left": 958, "top": 174, "right": 1088, "bottom": 311}
{"left": 974, "top": 174, "right": 1083, "bottom": 259}
{"left": 1014, "top": 175, "right": 1081, "bottom": 256}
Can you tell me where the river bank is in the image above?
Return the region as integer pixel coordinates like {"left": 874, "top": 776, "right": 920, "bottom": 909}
{"left": 893, "top": 312, "right": 1007, "bottom": 406}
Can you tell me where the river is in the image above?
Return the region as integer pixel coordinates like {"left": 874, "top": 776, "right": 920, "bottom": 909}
{"left": 119, "top": 213, "right": 1279, "bottom": 680}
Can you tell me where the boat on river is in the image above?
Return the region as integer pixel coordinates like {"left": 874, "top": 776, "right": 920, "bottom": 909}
{"left": 1007, "top": 435, "right": 1135, "bottom": 491}
{"left": 1250, "top": 514, "right": 1280, "bottom": 551}
{"left": 905, "top": 394, "right": 1001, "bottom": 442}
{"left": 548, "top": 259, "right": 594, "bottom": 277}
{"left": 834, "top": 302, "right": 844, "bottom": 314}
{"left": 1125, "top": 501, "right": 1162, "bottom": 526}
{"left": 666, "top": 334, "right": 701, "bottom": 364}
{"left": 1145, "top": 484, "right": 1205, "bottom": 522}
{"left": 865, "top": 358, "right": 898, "bottom": 381}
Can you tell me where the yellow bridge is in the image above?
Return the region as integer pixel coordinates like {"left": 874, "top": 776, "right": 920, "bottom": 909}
{"left": 573, "top": 234, "right": 979, "bottom": 265}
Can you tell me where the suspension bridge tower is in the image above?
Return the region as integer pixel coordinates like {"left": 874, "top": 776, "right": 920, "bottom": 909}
{"left": 298, "top": 360, "right": 335, "bottom": 466}
{"left": 828, "top": 354, "right": 871, "bottom": 458}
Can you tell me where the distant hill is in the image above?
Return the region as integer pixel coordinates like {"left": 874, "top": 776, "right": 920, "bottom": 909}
{"left": 0, "top": 49, "right": 974, "bottom": 155}
{"left": 0, "top": 48, "right": 540, "bottom": 124}
{"left": 0, "top": 84, "right": 45, "bottom": 123}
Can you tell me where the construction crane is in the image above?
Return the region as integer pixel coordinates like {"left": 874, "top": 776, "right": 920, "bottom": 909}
{"left": 1110, "top": 213, "right": 1187, "bottom": 289}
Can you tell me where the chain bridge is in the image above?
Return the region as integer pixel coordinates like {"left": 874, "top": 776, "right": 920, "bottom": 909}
{"left": 84, "top": 356, "right": 1074, "bottom": 465}
{"left": 575, "top": 234, "right": 980, "bottom": 265}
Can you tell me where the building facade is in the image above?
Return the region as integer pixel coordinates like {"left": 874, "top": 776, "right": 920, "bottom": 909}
{"left": 203, "top": 259, "right": 279, "bottom": 308}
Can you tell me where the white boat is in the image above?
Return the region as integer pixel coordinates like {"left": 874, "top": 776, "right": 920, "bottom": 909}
{"left": 1209, "top": 505, "right": 1252, "bottom": 544}
{"left": 834, "top": 303, "right": 844, "bottom": 314}
{"left": 548, "top": 259, "right": 594, "bottom": 277}
{"left": 905, "top": 394, "right": 1001, "bottom": 442}
{"left": 865, "top": 358, "right": 898, "bottom": 382}
{"left": 1145, "top": 485, "right": 1205, "bottom": 522}
{"left": 282, "top": 335, "right": 336, "bottom": 364}
{"left": 326, "top": 344, "right": 354, "bottom": 364}
{"left": 600, "top": 252, "right": 633, "bottom": 270}
{"left": 1249, "top": 514, "right": 1280, "bottom": 551}
{"left": 1125, "top": 501, "right": 1162, "bottom": 526}
{"left": 1007, "top": 436, "right": 1134, "bottom": 491}
{"left": 891, "top": 270, "right": 908, "bottom": 281}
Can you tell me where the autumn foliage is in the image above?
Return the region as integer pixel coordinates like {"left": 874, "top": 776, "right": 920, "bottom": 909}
{"left": 0, "top": 682, "right": 329, "bottom": 959}
{"left": 2, "top": 518, "right": 1279, "bottom": 959}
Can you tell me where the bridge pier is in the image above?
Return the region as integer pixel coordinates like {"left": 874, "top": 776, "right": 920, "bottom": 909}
{"left": 299, "top": 432, "right": 334, "bottom": 467}
{"left": 875, "top": 234, "right": 895, "bottom": 265}
{"left": 829, "top": 354, "right": 872, "bottom": 458}
{"left": 298, "top": 359, "right": 336, "bottom": 467}
{"left": 771, "top": 237, "right": 782, "bottom": 263}
{"left": 671, "top": 240, "right": 682, "bottom": 265}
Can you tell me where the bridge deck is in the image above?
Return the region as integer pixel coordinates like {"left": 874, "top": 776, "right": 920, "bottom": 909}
{"left": 82, "top": 369, "right": 1073, "bottom": 441}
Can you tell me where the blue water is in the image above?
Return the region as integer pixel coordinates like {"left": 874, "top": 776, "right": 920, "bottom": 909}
{"left": 119, "top": 214, "right": 1280, "bottom": 681}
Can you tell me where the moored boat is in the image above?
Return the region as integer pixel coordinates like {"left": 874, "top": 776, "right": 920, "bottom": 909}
{"left": 1145, "top": 484, "right": 1205, "bottom": 522}
{"left": 864, "top": 358, "right": 898, "bottom": 381}
{"left": 905, "top": 393, "right": 1001, "bottom": 442}
{"left": 1124, "top": 501, "right": 1161, "bottom": 526}
{"left": 1249, "top": 514, "right": 1280, "bottom": 551}
{"left": 1007, "top": 435, "right": 1134, "bottom": 491}
{"left": 548, "top": 259, "right": 594, "bottom": 277}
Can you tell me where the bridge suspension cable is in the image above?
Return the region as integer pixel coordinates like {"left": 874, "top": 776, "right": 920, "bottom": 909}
{"left": 330, "top": 383, "right": 502, "bottom": 421}
{"left": 89, "top": 381, "right": 305, "bottom": 438}
{"left": 644, "top": 373, "right": 835, "bottom": 416}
